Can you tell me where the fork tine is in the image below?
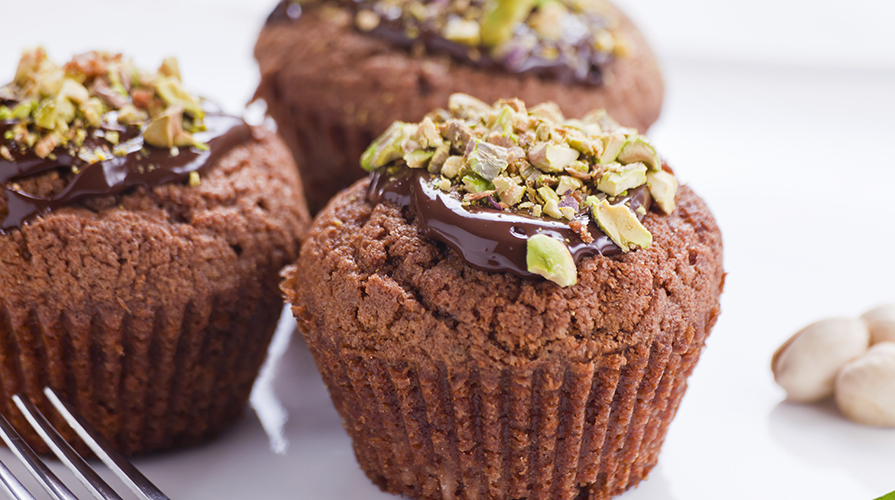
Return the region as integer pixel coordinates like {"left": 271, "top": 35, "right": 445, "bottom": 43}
{"left": 13, "top": 395, "right": 123, "bottom": 500}
{"left": 44, "top": 388, "right": 171, "bottom": 500}
{"left": 0, "top": 458, "right": 36, "bottom": 500}
{"left": 0, "top": 411, "right": 78, "bottom": 500}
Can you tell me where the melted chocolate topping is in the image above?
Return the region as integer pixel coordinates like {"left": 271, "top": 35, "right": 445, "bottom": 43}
{"left": 0, "top": 114, "right": 252, "bottom": 232}
{"left": 266, "top": 0, "right": 611, "bottom": 86}
{"left": 368, "top": 168, "right": 651, "bottom": 279}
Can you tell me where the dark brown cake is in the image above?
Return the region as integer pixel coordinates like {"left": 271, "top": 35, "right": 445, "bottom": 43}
{"left": 282, "top": 97, "right": 723, "bottom": 499}
{"left": 0, "top": 50, "right": 310, "bottom": 455}
{"left": 255, "top": 0, "right": 664, "bottom": 213}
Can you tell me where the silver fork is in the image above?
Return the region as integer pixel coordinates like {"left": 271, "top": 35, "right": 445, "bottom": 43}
{"left": 0, "top": 387, "right": 170, "bottom": 500}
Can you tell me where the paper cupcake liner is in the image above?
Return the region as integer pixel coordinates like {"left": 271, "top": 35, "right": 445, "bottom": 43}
{"left": 0, "top": 290, "right": 282, "bottom": 456}
{"left": 305, "top": 317, "right": 713, "bottom": 500}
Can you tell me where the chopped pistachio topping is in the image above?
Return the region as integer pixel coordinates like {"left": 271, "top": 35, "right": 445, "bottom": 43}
{"left": 588, "top": 197, "right": 652, "bottom": 252}
{"left": 293, "top": 0, "right": 623, "bottom": 84}
{"left": 526, "top": 233, "right": 577, "bottom": 287}
{"left": 365, "top": 94, "right": 677, "bottom": 284}
{"left": 0, "top": 48, "right": 208, "bottom": 161}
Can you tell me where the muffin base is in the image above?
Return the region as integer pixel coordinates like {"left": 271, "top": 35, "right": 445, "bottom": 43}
{"left": 284, "top": 178, "right": 724, "bottom": 499}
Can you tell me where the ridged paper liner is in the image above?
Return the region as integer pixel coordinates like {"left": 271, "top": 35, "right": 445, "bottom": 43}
{"left": 0, "top": 291, "right": 282, "bottom": 456}
{"left": 305, "top": 321, "right": 711, "bottom": 500}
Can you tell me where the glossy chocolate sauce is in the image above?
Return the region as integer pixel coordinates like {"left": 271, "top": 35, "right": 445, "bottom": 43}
{"left": 0, "top": 114, "right": 252, "bottom": 232}
{"left": 368, "top": 168, "right": 651, "bottom": 278}
{"left": 266, "top": 0, "right": 610, "bottom": 86}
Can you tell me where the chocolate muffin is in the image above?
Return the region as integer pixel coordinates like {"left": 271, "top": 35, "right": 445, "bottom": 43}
{"left": 0, "top": 50, "right": 310, "bottom": 455}
{"left": 255, "top": 0, "right": 664, "bottom": 213}
{"left": 282, "top": 95, "right": 723, "bottom": 499}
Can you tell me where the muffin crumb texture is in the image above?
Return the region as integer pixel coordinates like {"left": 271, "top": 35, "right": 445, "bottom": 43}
{"left": 0, "top": 129, "right": 309, "bottom": 455}
{"left": 283, "top": 178, "right": 723, "bottom": 499}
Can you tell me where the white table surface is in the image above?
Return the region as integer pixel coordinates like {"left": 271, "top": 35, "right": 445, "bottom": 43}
{"left": 1, "top": 0, "right": 895, "bottom": 498}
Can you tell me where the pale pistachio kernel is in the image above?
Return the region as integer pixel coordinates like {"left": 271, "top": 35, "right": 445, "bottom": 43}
{"left": 529, "top": 102, "right": 565, "bottom": 124}
{"left": 412, "top": 117, "right": 443, "bottom": 149}
{"left": 526, "top": 233, "right": 577, "bottom": 287}
{"left": 159, "top": 56, "right": 182, "bottom": 80}
{"left": 58, "top": 79, "right": 89, "bottom": 105}
{"left": 617, "top": 137, "right": 660, "bottom": 171}
{"left": 543, "top": 199, "right": 563, "bottom": 219}
{"left": 599, "top": 131, "right": 627, "bottom": 164}
{"left": 443, "top": 17, "right": 481, "bottom": 46}
{"left": 438, "top": 178, "right": 452, "bottom": 192}
{"left": 593, "top": 29, "right": 616, "bottom": 53}
{"left": 559, "top": 206, "right": 576, "bottom": 219}
{"left": 647, "top": 170, "right": 678, "bottom": 214}
{"left": 143, "top": 105, "right": 203, "bottom": 149}
{"left": 589, "top": 197, "right": 651, "bottom": 252}
{"left": 429, "top": 143, "right": 451, "bottom": 173}
{"left": 156, "top": 76, "right": 203, "bottom": 119}
{"left": 360, "top": 121, "right": 412, "bottom": 171}
{"left": 466, "top": 140, "right": 509, "bottom": 181}
{"left": 461, "top": 173, "right": 493, "bottom": 193}
{"left": 441, "top": 155, "right": 464, "bottom": 178}
{"left": 188, "top": 171, "right": 200, "bottom": 187}
{"left": 597, "top": 162, "right": 647, "bottom": 196}
{"left": 555, "top": 175, "right": 582, "bottom": 196}
{"left": 583, "top": 109, "right": 619, "bottom": 131}
{"left": 81, "top": 98, "right": 105, "bottom": 128}
{"left": 493, "top": 175, "right": 525, "bottom": 205}
{"left": 528, "top": 143, "right": 579, "bottom": 173}
{"left": 117, "top": 104, "right": 148, "bottom": 125}
{"left": 355, "top": 9, "right": 381, "bottom": 32}
{"left": 448, "top": 93, "right": 491, "bottom": 121}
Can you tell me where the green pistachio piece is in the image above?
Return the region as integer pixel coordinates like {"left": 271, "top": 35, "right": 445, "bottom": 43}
{"left": 528, "top": 143, "right": 579, "bottom": 172}
{"left": 647, "top": 170, "right": 678, "bottom": 214}
{"left": 461, "top": 173, "right": 495, "bottom": 193}
{"left": 81, "top": 98, "right": 105, "bottom": 128}
{"left": 443, "top": 18, "right": 481, "bottom": 46}
{"left": 589, "top": 198, "right": 652, "bottom": 252}
{"left": 441, "top": 155, "right": 464, "bottom": 178}
{"left": 55, "top": 98, "right": 76, "bottom": 124}
{"left": 529, "top": 1, "right": 567, "bottom": 40}
{"left": 429, "top": 143, "right": 451, "bottom": 173}
{"left": 0, "top": 106, "right": 9, "bottom": 120}
{"left": 597, "top": 162, "right": 647, "bottom": 196}
{"left": 143, "top": 105, "right": 205, "bottom": 149}
{"left": 466, "top": 139, "right": 509, "bottom": 181}
{"left": 617, "top": 137, "right": 660, "bottom": 171}
{"left": 526, "top": 233, "right": 577, "bottom": 287}
{"left": 537, "top": 185, "right": 559, "bottom": 204}
{"left": 117, "top": 104, "right": 148, "bottom": 125}
{"left": 449, "top": 93, "right": 491, "bottom": 121}
{"left": 565, "top": 133, "right": 604, "bottom": 158}
{"left": 11, "top": 101, "right": 34, "bottom": 120}
{"left": 599, "top": 132, "right": 627, "bottom": 164}
{"left": 360, "top": 121, "right": 412, "bottom": 171}
{"left": 404, "top": 149, "right": 435, "bottom": 170}
{"left": 480, "top": 0, "right": 536, "bottom": 47}
{"left": 155, "top": 76, "right": 204, "bottom": 120}
{"left": 33, "top": 99, "right": 59, "bottom": 129}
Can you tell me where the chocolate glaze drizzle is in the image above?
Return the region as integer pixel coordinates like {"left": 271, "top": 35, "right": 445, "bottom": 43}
{"left": 368, "top": 168, "right": 651, "bottom": 279}
{"left": 266, "top": 0, "right": 611, "bottom": 86}
{"left": 0, "top": 114, "right": 252, "bottom": 232}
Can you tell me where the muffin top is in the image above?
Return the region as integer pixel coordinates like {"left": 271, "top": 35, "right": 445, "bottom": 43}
{"left": 0, "top": 49, "right": 252, "bottom": 232}
{"left": 267, "top": 0, "right": 627, "bottom": 86}
{"left": 361, "top": 93, "right": 678, "bottom": 287}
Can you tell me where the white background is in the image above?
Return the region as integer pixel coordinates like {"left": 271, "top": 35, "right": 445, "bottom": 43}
{"left": 1, "top": 0, "right": 895, "bottom": 499}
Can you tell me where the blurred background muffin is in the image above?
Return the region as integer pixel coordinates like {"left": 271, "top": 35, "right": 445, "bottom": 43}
{"left": 255, "top": 0, "right": 664, "bottom": 212}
